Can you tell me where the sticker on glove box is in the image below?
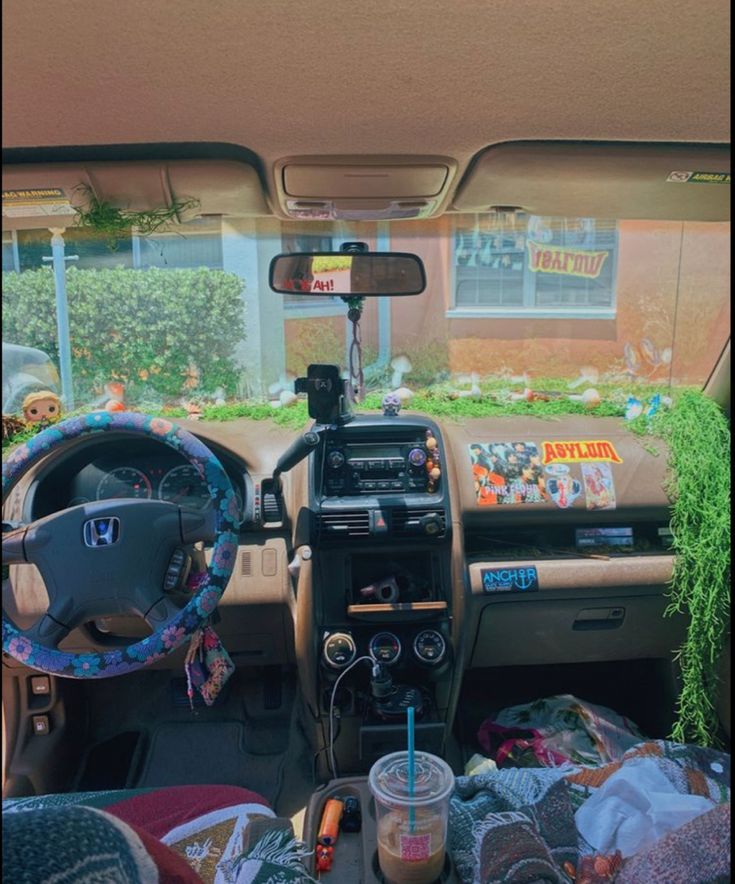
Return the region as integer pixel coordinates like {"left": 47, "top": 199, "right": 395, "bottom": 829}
{"left": 470, "top": 442, "right": 547, "bottom": 506}
{"left": 481, "top": 566, "right": 539, "bottom": 593}
{"left": 581, "top": 462, "right": 617, "bottom": 510}
{"left": 546, "top": 474, "right": 582, "bottom": 509}
{"left": 541, "top": 440, "right": 623, "bottom": 465}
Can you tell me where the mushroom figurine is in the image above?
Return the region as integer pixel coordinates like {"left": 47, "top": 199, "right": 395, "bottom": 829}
{"left": 568, "top": 366, "right": 600, "bottom": 390}
{"left": 392, "top": 386, "right": 414, "bottom": 405}
{"left": 390, "top": 355, "right": 413, "bottom": 389}
{"left": 568, "top": 388, "right": 601, "bottom": 409}
{"left": 449, "top": 372, "right": 482, "bottom": 400}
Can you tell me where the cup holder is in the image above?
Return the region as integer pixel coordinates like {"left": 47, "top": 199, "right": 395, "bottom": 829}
{"left": 371, "top": 849, "right": 453, "bottom": 883}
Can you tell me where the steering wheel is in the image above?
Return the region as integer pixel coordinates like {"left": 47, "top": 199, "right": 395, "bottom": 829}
{"left": 2, "top": 412, "right": 240, "bottom": 678}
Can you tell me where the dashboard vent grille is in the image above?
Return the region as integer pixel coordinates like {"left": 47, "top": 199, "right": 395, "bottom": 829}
{"left": 392, "top": 508, "right": 447, "bottom": 537}
{"left": 318, "top": 511, "right": 371, "bottom": 537}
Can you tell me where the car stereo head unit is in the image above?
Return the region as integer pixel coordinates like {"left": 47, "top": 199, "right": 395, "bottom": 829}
{"left": 322, "top": 433, "right": 441, "bottom": 497}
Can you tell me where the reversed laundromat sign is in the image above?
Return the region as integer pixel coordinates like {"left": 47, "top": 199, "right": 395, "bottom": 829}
{"left": 2, "top": 188, "right": 75, "bottom": 218}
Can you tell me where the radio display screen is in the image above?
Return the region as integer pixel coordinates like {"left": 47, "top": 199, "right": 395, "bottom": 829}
{"left": 348, "top": 446, "right": 403, "bottom": 460}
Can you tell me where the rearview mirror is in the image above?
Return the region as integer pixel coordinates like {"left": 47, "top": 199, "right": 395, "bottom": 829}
{"left": 269, "top": 251, "right": 426, "bottom": 297}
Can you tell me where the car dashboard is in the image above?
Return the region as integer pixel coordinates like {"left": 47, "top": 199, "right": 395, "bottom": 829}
{"left": 2, "top": 411, "right": 688, "bottom": 774}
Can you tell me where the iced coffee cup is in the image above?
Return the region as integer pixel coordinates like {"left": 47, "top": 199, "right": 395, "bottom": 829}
{"left": 369, "top": 751, "right": 454, "bottom": 884}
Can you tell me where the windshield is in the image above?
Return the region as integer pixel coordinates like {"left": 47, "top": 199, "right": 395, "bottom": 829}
{"left": 2, "top": 212, "right": 730, "bottom": 424}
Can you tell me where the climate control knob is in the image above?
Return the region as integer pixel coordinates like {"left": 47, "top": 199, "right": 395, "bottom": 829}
{"left": 413, "top": 629, "right": 447, "bottom": 665}
{"left": 323, "top": 632, "right": 357, "bottom": 669}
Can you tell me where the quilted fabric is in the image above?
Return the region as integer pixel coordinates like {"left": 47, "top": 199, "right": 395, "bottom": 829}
{"left": 2, "top": 412, "right": 240, "bottom": 677}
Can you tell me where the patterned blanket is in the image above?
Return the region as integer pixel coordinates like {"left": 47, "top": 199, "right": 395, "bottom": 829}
{"left": 3, "top": 785, "right": 313, "bottom": 883}
{"left": 449, "top": 740, "right": 731, "bottom": 884}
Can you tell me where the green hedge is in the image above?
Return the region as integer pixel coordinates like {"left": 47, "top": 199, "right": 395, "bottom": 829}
{"left": 2, "top": 266, "right": 246, "bottom": 400}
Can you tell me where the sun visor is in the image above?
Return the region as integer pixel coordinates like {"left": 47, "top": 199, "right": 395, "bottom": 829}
{"left": 453, "top": 142, "right": 730, "bottom": 221}
{"left": 2, "top": 159, "right": 268, "bottom": 231}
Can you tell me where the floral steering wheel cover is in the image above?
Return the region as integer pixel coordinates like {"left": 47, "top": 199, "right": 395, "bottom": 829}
{"left": 2, "top": 412, "right": 240, "bottom": 678}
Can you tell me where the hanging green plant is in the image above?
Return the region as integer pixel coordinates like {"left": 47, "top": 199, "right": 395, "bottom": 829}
{"left": 629, "top": 390, "right": 730, "bottom": 747}
{"left": 72, "top": 183, "right": 200, "bottom": 249}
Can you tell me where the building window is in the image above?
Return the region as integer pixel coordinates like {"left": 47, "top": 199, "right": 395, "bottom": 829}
{"left": 2, "top": 231, "right": 19, "bottom": 272}
{"left": 452, "top": 214, "right": 618, "bottom": 318}
{"left": 135, "top": 217, "right": 223, "bottom": 269}
{"left": 281, "top": 229, "right": 343, "bottom": 310}
{"left": 15, "top": 227, "right": 133, "bottom": 271}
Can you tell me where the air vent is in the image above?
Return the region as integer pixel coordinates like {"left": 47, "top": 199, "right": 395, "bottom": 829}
{"left": 240, "top": 551, "right": 252, "bottom": 576}
{"left": 318, "top": 511, "right": 371, "bottom": 537}
{"left": 393, "top": 508, "right": 447, "bottom": 538}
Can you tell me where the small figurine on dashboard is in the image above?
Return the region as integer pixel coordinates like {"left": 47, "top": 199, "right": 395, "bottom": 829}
{"left": 22, "top": 390, "right": 62, "bottom": 426}
{"left": 382, "top": 392, "right": 402, "bottom": 417}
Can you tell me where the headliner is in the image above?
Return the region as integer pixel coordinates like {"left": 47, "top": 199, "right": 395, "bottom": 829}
{"left": 2, "top": 0, "right": 730, "bottom": 187}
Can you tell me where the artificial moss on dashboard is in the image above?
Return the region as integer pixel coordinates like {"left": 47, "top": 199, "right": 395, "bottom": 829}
{"left": 2, "top": 387, "right": 729, "bottom": 747}
{"left": 629, "top": 391, "right": 731, "bottom": 747}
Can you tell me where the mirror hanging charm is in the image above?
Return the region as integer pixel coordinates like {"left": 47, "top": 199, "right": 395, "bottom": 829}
{"left": 344, "top": 296, "right": 365, "bottom": 402}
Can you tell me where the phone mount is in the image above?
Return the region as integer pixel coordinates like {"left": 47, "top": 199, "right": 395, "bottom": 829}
{"left": 271, "top": 364, "right": 353, "bottom": 488}
{"left": 295, "top": 363, "right": 354, "bottom": 426}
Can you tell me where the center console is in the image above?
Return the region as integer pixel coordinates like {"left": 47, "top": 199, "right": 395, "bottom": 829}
{"left": 303, "top": 778, "right": 459, "bottom": 883}
{"left": 295, "top": 413, "right": 454, "bottom": 777}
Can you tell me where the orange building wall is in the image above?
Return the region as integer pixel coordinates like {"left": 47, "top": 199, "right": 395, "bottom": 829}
{"left": 283, "top": 218, "right": 730, "bottom": 386}
{"left": 388, "top": 219, "right": 730, "bottom": 385}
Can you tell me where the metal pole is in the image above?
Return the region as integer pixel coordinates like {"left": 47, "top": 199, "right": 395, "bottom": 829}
{"left": 43, "top": 228, "right": 76, "bottom": 409}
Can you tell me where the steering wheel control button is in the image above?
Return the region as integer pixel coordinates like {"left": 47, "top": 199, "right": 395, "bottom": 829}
{"left": 323, "top": 632, "right": 357, "bottom": 669}
{"left": 369, "top": 632, "right": 402, "bottom": 665}
{"left": 163, "top": 548, "right": 190, "bottom": 591}
{"left": 32, "top": 715, "right": 50, "bottom": 736}
{"left": 30, "top": 676, "right": 50, "bottom": 695}
{"left": 414, "top": 629, "right": 447, "bottom": 665}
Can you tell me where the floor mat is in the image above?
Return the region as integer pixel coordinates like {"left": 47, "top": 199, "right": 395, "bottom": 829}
{"left": 75, "top": 731, "right": 142, "bottom": 791}
{"left": 136, "top": 721, "right": 285, "bottom": 805}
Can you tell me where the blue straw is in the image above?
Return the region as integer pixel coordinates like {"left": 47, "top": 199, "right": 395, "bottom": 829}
{"left": 407, "top": 706, "right": 415, "bottom": 833}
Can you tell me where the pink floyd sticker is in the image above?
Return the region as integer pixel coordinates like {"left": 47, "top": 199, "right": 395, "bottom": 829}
{"left": 581, "top": 463, "right": 617, "bottom": 510}
{"left": 469, "top": 442, "right": 547, "bottom": 505}
{"left": 546, "top": 474, "right": 582, "bottom": 509}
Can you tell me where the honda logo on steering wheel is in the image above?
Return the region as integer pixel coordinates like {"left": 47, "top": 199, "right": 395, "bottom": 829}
{"left": 83, "top": 517, "right": 120, "bottom": 547}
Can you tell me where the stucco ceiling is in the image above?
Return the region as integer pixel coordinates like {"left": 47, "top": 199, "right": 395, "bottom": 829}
{"left": 2, "top": 0, "right": 730, "bottom": 198}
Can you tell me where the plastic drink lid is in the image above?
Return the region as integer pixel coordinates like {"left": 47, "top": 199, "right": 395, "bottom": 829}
{"left": 369, "top": 751, "right": 454, "bottom": 807}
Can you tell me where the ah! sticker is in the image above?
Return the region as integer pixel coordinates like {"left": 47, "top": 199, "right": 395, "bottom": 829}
{"left": 541, "top": 440, "right": 623, "bottom": 465}
{"left": 481, "top": 566, "right": 539, "bottom": 593}
{"left": 581, "top": 462, "right": 617, "bottom": 510}
{"left": 470, "top": 442, "right": 547, "bottom": 505}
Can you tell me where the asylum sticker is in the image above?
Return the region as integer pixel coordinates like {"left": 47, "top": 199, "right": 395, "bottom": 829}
{"left": 541, "top": 440, "right": 623, "bottom": 465}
